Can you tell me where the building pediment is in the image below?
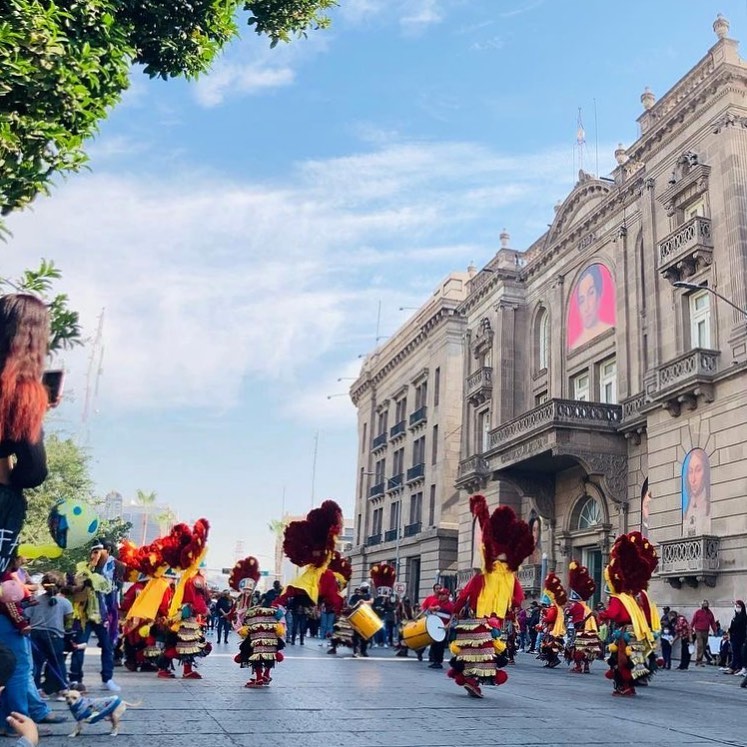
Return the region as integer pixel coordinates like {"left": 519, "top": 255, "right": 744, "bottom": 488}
{"left": 545, "top": 173, "right": 613, "bottom": 247}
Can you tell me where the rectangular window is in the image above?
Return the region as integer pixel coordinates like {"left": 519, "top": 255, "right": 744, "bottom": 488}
{"left": 375, "top": 458, "right": 386, "bottom": 483}
{"left": 389, "top": 501, "right": 399, "bottom": 531}
{"left": 372, "top": 508, "right": 383, "bottom": 536}
{"left": 431, "top": 425, "right": 438, "bottom": 465}
{"left": 410, "top": 492, "right": 423, "bottom": 524}
{"left": 377, "top": 410, "right": 388, "bottom": 435}
{"left": 573, "top": 372, "right": 590, "bottom": 402}
{"left": 395, "top": 397, "right": 407, "bottom": 424}
{"left": 429, "top": 484, "right": 436, "bottom": 526}
{"left": 362, "top": 423, "right": 367, "bottom": 454}
{"left": 415, "top": 381, "right": 428, "bottom": 409}
{"left": 599, "top": 358, "right": 617, "bottom": 404}
{"left": 685, "top": 198, "right": 706, "bottom": 221}
{"left": 356, "top": 513, "right": 361, "bottom": 545}
{"left": 690, "top": 291, "right": 711, "bottom": 349}
{"left": 434, "top": 367, "right": 440, "bottom": 407}
{"left": 477, "top": 410, "right": 490, "bottom": 452}
{"left": 535, "top": 391, "right": 548, "bottom": 406}
{"left": 413, "top": 436, "right": 425, "bottom": 466}
{"left": 393, "top": 448, "right": 404, "bottom": 475}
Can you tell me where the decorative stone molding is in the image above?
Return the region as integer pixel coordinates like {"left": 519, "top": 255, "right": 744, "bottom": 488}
{"left": 712, "top": 110, "right": 747, "bottom": 133}
{"left": 517, "top": 564, "right": 542, "bottom": 594}
{"left": 657, "top": 215, "right": 713, "bottom": 283}
{"left": 455, "top": 454, "right": 491, "bottom": 493}
{"left": 658, "top": 535, "right": 720, "bottom": 588}
{"left": 556, "top": 448, "right": 627, "bottom": 506}
{"left": 472, "top": 317, "right": 493, "bottom": 359}
{"left": 495, "top": 470, "right": 556, "bottom": 520}
{"left": 489, "top": 399, "right": 622, "bottom": 451}
{"left": 467, "top": 366, "right": 493, "bottom": 406}
{"left": 647, "top": 348, "right": 719, "bottom": 416}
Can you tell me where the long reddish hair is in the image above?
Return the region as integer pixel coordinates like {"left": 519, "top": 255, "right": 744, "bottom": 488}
{"left": 0, "top": 294, "right": 49, "bottom": 443}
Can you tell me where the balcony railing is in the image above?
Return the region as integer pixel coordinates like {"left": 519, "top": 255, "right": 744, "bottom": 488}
{"left": 649, "top": 348, "right": 719, "bottom": 416}
{"left": 658, "top": 535, "right": 720, "bottom": 588}
{"left": 367, "top": 533, "right": 382, "bottom": 547}
{"left": 369, "top": 482, "right": 385, "bottom": 498}
{"left": 406, "top": 463, "right": 425, "bottom": 483}
{"left": 387, "top": 473, "right": 404, "bottom": 491}
{"left": 372, "top": 432, "right": 387, "bottom": 451}
{"left": 384, "top": 529, "right": 398, "bottom": 542}
{"left": 621, "top": 392, "right": 646, "bottom": 422}
{"left": 389, "top": 420, "right": 406, "bottom": 440}
{"left": 457, "top": 455, "right": 490, "bottom": 479}
{"left": 488, "top": 398, "right": 622, "bottom": 451}
{"left": 657, "top": 216, "right": 713, "bottom": 283}
{"left": 467, "top": 366, "right": 493, "bottom": 405}
{"left": 403, "top": 522, "right": 422, "bottom": 537}
{"left": 409, "top": 406, "right": 427, "bottom": 428}
{"left": 517, "top": 564, "right": 542, "bottom": 593}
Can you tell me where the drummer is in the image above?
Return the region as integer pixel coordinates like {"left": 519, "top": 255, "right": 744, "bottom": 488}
{"left": 422, "top": 587, "right": 454, "bottom": 669}
{"left": 348, "top": 584, "right": 373, "bottom": 658}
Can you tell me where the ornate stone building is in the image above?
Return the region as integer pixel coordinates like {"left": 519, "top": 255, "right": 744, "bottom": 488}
{"left": 456, "top": 16, "right": 747, "bottom": 618}
{"left": 349, "top": 271, "right": 471, "bottom": 601}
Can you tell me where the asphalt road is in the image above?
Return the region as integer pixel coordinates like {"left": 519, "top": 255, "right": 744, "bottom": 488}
{"left": 34, "top": 635, "right": 746, "bottom": 746}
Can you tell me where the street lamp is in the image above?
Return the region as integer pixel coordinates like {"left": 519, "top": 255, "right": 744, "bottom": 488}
{"left": 673, "top": 281, "right": 747, "bottom": 318}
{"left": 326, "top": 393, "right": 348, "bottom": 400}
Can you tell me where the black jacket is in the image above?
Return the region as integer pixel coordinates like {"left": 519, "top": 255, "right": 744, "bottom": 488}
{"left": 729, "top": 610, "right": 747, "bottom": 641}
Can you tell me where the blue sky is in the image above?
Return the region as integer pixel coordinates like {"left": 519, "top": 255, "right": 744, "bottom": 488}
{"left": 3, "top": 1, "right": 743, "bottom": 570}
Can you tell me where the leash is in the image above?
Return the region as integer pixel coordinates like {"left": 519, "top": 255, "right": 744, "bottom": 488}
{"left": 29, "top": 631, "right": 70, "bottom": 690}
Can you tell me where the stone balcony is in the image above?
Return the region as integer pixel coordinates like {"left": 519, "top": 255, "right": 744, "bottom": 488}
{"left": 517, "top": 564, "right": 542, "bottom": 594}
{"left": 467, "top": 367, "right": 493, "bottom": 406}
{"left": 646, "top": 348, "right": 719, "bottom": 416}
{"left": 387, "top": 473, "right": 404, "bottom": 492}
{"left": 455, "top": 454, "right": 491, "bottom": 491}
{"left": 389, "top": 420, "right": 406, "bottom": 442}
{"left": 657, "top": 216, "right": 713, "bottom": 283}
{"left": 484, "top": 398, "right": 627, "bottom": 507}
{"left": 408, "top": 406, "right": 427, "bottom": 430}
{"left": 657, "top": 535, "right": 720, "bottom": 588}
{"left": 372, "top": 432, "right": 387, "bottom": 452}
{"left": 403, "top": 521, "right": 422, "bottom": 538}
{"left": 406, "top": 463, "right": 425, "bottom": 484}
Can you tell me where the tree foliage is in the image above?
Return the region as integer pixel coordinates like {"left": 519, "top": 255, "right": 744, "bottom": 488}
{"left": 0, "top": 258, "right": 82, "bottom": 353}
{"left": 21, "top": 433, "right": 131, "bottom": 573}
{"left": 0, "top": 0, "right": 337, "bottom": 217}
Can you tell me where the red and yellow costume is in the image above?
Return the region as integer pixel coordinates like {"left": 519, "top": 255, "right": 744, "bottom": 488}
{"left": 539, "top": 573, "right": 567, "bottom": 669}
{"left": 277, "top": 500, "right": 345, "bottom": 615}
{"left": 599, "top": 533, "right": 656, "bottom": 696}
{"left": 631, "top": 532, "right": 663, "bottom": 678}
{"left": 447, "top": 495, "right": 534, "bottom": 698}
{"left": 119, "top": 519, "right": 211, "bottom": 680}
{"left": 564, "top": 561, "right": 600, "bottom": 673}
{"left": 231, "top": 557, "right": 286, "bottom": 688}
{"left": 326, "top": 553, "right": 355, "bottom": 653}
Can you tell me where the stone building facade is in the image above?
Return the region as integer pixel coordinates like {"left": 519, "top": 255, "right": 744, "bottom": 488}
{"left": 349, "top": 271, "right": 472, "bottom": 601}
{"left": 455, "top": 16, "right": 747, "bottom": 620}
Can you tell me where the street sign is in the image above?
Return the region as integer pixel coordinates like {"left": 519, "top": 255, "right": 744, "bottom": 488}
{"left": 260, "top": 571, "right": 269, "bottom": 576}
{"left": 394, "top": 582, "right": 406, "bottom": 596}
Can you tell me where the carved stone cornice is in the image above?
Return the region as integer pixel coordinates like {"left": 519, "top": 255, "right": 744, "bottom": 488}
{"left": 554, "top": 447, "right": 628, "bottom": 507}
{"left": 496, "top": 469, "right": 556, "bottom": 520}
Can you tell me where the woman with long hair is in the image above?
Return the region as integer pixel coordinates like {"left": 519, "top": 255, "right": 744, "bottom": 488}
{"left": 0, "top": 294, "right": 63, "bottom": 732}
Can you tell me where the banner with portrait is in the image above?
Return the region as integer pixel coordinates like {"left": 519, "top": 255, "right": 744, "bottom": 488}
{"left": 567, "top": 263, "right": 616, "bottom": 351}
{"left": 682, "top": 448, "right": 711, "bottom": 537}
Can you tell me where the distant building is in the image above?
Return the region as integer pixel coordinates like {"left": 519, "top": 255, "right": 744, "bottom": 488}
{"left": 102, "top": 492, "right": 123, "bottom": 521}
{"left": 121, "top": 502, "right": 178, "bottom": 546}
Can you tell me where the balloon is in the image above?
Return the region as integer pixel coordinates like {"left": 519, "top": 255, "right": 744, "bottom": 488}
{"left": 19, "top": 499, "right": 100, "bottom": 560}
{"left": 48, "top": 499, "right": 100, "bottom": 550}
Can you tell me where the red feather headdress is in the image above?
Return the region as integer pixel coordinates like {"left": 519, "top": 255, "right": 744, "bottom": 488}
{"left": 568, "top": 560, "right": 596, "bottom": 601}
{"left": 370, "top": 562, "right": 396, "bottom": 593}
{"left": 283, "top": 500, "right": 343, "bottom": 567}
{"left": 229, "top": 556, "right": 261, "bottom": 593}
{"left": 543, "top": 571, "right": 568, "bottom": 606}
{"left": 470, "top": 494, "right": 534, "bottom": 572}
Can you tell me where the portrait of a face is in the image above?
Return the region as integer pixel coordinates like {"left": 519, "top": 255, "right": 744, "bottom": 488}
{"left": 682, "top": 448, "right": 711, "bottom": 537}
{"left": 641, "top": 478, "right": 651, "bottom": 538}
{"left": 528, "top": 510, "right": 542, "bottom": 565}
{"left": 567, "top": 263, "right": 616, "bottom": 350}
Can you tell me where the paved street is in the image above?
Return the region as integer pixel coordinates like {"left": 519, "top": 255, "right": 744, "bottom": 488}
{"left": 34, "top": 636, "right": 745, "bottom": 747}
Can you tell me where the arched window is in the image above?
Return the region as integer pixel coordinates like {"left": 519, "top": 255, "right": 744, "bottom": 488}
{"left": 577, "top": 496, "right": 603, "bottom": 529}
{"left": 537, "top": 308, "right": 549, "bottom": 371}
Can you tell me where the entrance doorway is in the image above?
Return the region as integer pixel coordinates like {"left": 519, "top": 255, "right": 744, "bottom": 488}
{"left": 406, "top": 556, "right": 421, "bottom": 603}
{"left": 581, "top": 547, "right": 603, "bottom": 608}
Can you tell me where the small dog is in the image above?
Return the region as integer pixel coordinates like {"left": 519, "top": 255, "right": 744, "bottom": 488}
{"left": 64, "top": 689, "right": 139, "bottom": 737}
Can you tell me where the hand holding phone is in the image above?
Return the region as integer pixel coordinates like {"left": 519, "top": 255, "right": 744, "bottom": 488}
{"left": 42, "top": 370, "right": 65, "bottom": 409}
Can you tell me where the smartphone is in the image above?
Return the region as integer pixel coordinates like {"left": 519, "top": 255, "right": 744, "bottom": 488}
{"left": 42, "top": 370, "right": 65, "bottom": 406}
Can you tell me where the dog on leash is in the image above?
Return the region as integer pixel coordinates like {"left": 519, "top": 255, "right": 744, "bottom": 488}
{"left": 64, "top": 689, "right": 140, "bottom": 737}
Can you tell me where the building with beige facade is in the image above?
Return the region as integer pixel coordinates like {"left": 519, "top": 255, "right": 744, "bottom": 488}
{"left": 455, "top": 15, "right": 747, "bottom": 622}
{"left": 349, "top": 271, "right": 472, "bottom": 602}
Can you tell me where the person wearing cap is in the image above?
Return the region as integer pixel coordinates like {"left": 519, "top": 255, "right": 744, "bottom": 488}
{"left": 68, "top": 544, "right": 121, "bottom": 693}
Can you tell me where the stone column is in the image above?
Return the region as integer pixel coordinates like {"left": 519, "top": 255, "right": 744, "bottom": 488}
{"left": 713, "top": 119, "right": 747, "bottom": 360}
{"left": 550, "top": 275, "right": 565, "bottom": 397}
{"left": 493, "top": 300, "right": 518, "bottom": 424}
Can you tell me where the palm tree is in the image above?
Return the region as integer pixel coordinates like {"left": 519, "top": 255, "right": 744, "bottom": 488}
{"left": 156, "top": 508, "right": 177, "bottom": 535}
{"left": 136, "top": 489, "right": 158, "bottom": 545}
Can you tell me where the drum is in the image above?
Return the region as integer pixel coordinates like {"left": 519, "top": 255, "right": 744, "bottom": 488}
{"left": 401, "top": 615, "right": 446, "bottom": 649}
{"left": 347, "top": 602, "right": 383, "bottom": 640}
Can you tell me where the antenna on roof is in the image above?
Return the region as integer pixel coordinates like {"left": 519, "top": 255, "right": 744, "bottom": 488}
{"left": 593, "top": 98, "right": 599, "bottom": 177}
{"left": 576, "top": 107, "right": 587, "bottom": 175}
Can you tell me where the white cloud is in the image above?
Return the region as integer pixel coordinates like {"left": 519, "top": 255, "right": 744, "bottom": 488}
{"left": 340, "top": 0, "right": 448, "bottom": 34}
{"left": 194, "top": 63, "right": 294, "bottom": 107}
{"left": 3, "top": 136, "right": 591, "bottom": 420}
